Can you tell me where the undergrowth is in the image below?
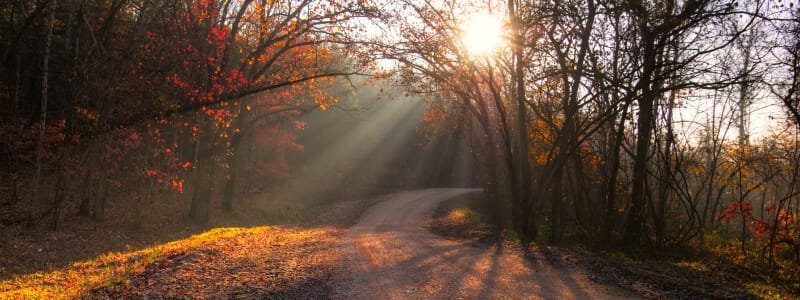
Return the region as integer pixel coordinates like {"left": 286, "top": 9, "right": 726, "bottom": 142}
{"left": 426, "top": 192, "right": 798, "bottom": 299}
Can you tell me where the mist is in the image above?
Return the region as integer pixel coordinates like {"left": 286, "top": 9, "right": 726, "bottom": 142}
{"left": 262, "top": 82, "right": 480, "bottom": 210}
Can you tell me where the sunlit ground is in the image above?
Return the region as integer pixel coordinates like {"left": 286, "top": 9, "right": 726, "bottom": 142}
{"left": 0, "top": 85, "right": 480, "bottom": 298}
{"left": 0, "top": 227, "right": 272, "bottom": 298}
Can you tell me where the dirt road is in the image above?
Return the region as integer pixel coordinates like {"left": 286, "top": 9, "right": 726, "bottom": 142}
{"left": 335, "top": 188, "right": 639, "bottom": 299}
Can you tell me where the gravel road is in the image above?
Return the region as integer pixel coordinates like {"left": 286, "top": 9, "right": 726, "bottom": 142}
{"left": 335, "top": 188, "right": 640, "bottom": 299}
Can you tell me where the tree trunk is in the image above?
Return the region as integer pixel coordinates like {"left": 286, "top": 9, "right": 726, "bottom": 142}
{"left": 550, "top": 173, "right": 564, "bottom": 242}
{"left": 508, "top": 0, "right": 534, "bottom": 242}
{"left": 625, "top": 23, "right": 657, "bottom": 245}
{"left": 222, "top": 144, "right": 239, "bottom": 212}
{"left": 78, "top": 143, "right": 97, "bottom": 217}
{"left": 626, "top": 96, "right": 653, "bottom": 245}
{"left": 52, "top": 157, "right": 66, "bottom": 230}
{"left": 91, "top": 177, "right": 106, "bottom": 221}
{"left": 654, "top": 84, "right": 677, "bottom": 247}
{"left": 32, "top": 0, "right": 57, "bottom": 224}
{"left": 189, "top": 160, "right": 214, "bottom": 225}
{"left": 484, "top": 132, "right": 508, "bottom": 227}
{"left": 602, "top": 105, "right": 627, "bottom": 245}
{"left": 222, "top": 110, "right": 246, "bottom": 212}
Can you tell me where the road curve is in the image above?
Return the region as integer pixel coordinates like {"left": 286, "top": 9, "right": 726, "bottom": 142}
{"left": 335, "top": 188, "right": 638, "bottom": 300}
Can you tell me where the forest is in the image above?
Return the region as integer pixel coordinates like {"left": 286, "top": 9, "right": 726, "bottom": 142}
{"left": 1, "top": 0, "right": 800, "bottom": 298}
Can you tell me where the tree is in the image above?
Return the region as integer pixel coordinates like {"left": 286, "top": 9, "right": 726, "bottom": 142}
{"left": 0, "top": 0, "right": 378, "bottom": 226}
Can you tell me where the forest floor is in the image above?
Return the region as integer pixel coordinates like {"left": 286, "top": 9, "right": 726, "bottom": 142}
{"left": 335, "top": 188, "right": 637, "bottom": 299}
{"left": 0, "top": 191, "right": 388, "bottom": 298}
{"left": 1, "top": 189, "right": 796, "bottom": 299}
{"left": 426, "top": 193, "right": 796, "bottom": 300}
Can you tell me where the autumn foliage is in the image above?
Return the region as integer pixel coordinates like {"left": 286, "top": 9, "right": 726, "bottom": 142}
{"left": 0, "top": 0, "right": 377, "bottom": 228}
{"left": 377, "top": 0, "right": 800, "bottom": 295}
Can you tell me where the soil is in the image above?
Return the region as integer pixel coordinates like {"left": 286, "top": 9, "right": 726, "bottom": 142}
{"left": 424, "top": 192, "right": 764, "bottom": 300}
{"left": 1, "top": 191, "right": 385, "bottom": 298}
{"left": 335, "top": 188, "right": 638, "bottom": 299}
{"left": 3, "top": 188, "right": 778, "bottom": 299}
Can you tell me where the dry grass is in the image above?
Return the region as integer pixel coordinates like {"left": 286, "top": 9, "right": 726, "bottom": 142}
{"left": 0, "top": 191, "right": 383, "bottom": 299}
{"left": 423, "top": 194, "right": 799, "bottom": 299}
{"left": 425, "top": 193, "right": 499, "bottom": 243}
{"left": 1, "top": 227, "right": 268, "bottom": 298}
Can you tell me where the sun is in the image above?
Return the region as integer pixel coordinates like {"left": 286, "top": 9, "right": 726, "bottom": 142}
{"left": 460, "top": 12, "right": 504, "bottom": 56}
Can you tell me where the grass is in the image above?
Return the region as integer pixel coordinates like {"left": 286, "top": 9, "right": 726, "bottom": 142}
{"left": 0, "top": 226, "right": 269, "bottom": 299}
{"left": 0, "top": 190, "right": 384, "bottom": 299}
{"left": 672, "top": 260, "right": 710, "bottom": 272}
{"left": 426, "top": 193, "right": 798, "bottom": 299}
{"left": 426, "top": 192, "right": 500, "bottom": 243}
